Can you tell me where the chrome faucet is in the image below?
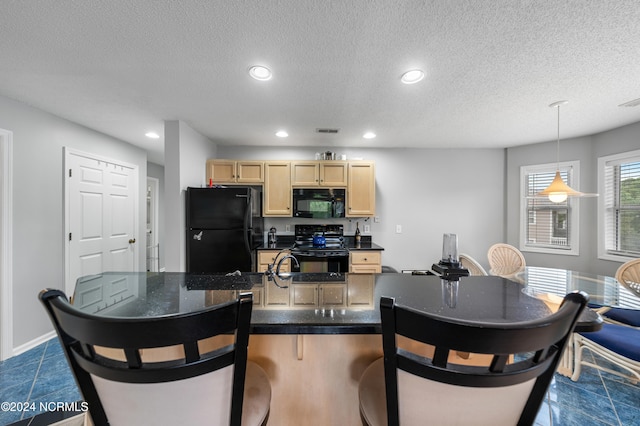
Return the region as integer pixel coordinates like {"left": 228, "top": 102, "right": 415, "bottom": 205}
{"left": 276, "top": 254, "right": 299, "bottom": 276}
{"left": 264, "top": 248, "right": 298, "bottom": 287}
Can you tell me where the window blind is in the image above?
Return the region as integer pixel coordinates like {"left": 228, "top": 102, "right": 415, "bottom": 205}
{"left": 603, "top": 157, "right": 640, "bottom": 256}
{"left": 524, "top": 168, "right": 573, "bottom": 250}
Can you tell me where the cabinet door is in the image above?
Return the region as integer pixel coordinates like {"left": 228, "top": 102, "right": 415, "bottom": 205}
{"left": 237, "top": 161, "right": 264, "bottom": 183}
{"left": 207, "top": 160, "right": 236, "bottom": 183}
{"left": 347, "top": 275, "right": 374, "bottom": 307}
{"left": 320, "top": 162, "right": 348, "bottom": 186}
{"left": 264, "top": 162, "right": 292, "bottom": 216}
{"left": 264, "top": 281, "right": 291, "bottom": 307}
{"left": 347, "top": 162, "right": 375, "bottom": 216}
{"left": 292, "top": 284, "right": 319, "bottom": 306}
{"left": 320, "top": 284, "right": 347, "bottom": 307}
{"left": 291, "top": 162, "right": 319, "bottom": 186}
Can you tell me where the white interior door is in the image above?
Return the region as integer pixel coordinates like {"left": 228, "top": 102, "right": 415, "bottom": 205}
{"left": 65, "top": 149, "right": 138, "bottom": 295}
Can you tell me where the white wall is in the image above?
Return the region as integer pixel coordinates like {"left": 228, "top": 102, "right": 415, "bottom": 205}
{"left": 217, "top": 146, "right": 505, "bottom": 272}
{"left": 164, "top": 120, "right": 217, "bottom": 272}
{"left": 506, "top": 120, "right": 640, "bottom": 277}
{"left": 0, "top": 95, "right": 147, "bottom": 351}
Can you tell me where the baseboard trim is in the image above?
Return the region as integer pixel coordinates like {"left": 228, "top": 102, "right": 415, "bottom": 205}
{"left": 12, "top": 331, "right": 56, "bottom": 357}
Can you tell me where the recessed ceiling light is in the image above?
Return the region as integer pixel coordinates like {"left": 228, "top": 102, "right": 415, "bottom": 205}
{"left": 400, "top": 69, "right": 425, "bottom": 84}
{"left": 275, "top": 130, "right": 288, "bottom": 138}
{"left": 363, "top": 132, "right": 376, "bottom": 139}
{"left": 249, "top": 65, "right": 272, "bottom": 81}
{"left": 145, "top": 132, "right": 160, "bottom": 139}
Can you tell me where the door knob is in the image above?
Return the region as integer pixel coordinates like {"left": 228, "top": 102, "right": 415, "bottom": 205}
{"left": 129, "top": 238, "right": 136, "bottom": 244}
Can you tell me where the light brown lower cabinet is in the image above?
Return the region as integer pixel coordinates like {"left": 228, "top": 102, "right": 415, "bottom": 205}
{"left": 349, "top": 250, "right": 382, "bottom": 273}
{"left": 246, "top": 334, "right": 496, "bottom": 426}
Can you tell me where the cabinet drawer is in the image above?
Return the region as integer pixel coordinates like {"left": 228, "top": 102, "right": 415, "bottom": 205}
{"left": 350, "top": 251, "right": 381, "bottom": 265}
{"left": 258, "top": 251, "right": 288, "bottom": 265}
{"left": 350, "top": 264, "right": 382, "bottom": 274}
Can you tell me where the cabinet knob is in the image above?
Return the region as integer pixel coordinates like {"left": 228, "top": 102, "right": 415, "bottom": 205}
{"left": 129, "top": 238, "right": 136, "bottom": 244}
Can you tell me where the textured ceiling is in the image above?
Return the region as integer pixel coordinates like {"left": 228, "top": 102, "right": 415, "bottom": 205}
{"left": 2, "top": 1, "right": 640, "bottom": 164}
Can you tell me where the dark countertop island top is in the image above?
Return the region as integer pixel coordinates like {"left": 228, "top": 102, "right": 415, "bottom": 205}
{"left": 71, "top": 272, "right": 600, "bottom": 334}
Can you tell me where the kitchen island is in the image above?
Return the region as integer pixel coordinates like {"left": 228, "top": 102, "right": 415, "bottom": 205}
{"left": 71, "top": 272, "right": 599, "bottom": 425}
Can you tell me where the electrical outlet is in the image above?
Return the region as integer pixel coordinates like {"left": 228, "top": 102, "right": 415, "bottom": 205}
{"left": 374, "top": 216, "right": 380, "bottom": 223}
{"left": 396, "top": 225, "right": 402, "bottom": 234}
{"left": 285, "top": 224, "right": 291, "bottom": 232}
{"left": 364, "top": 224, "right": 371, "bottom": 233}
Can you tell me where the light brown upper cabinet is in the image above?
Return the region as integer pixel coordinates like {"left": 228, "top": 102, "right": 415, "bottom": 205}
{"left": 264, "top": 162, "right": 292, "bottom": 216}
{"left": 291, "top": 161, "right": 348, "bottom": 187}
{"left": 347, "top": 161, "right": 375, "bottom": 217}
{"left": 206, "top": 159, "right": 264, "bottom": 184}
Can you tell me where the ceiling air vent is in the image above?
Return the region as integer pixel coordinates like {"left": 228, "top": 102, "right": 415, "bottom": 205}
{"left": 316, "top": 128, "right": 340, "bottom": 134}
{"left": 618, "top": 98, "right": 640, "bottom": 107}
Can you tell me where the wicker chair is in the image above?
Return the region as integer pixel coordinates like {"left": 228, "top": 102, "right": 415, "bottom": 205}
{"left": 572, "top": 324, "right": 640, "bottom": 383}
{"left": 616, "top": 258, "right": 640, "bottom": 300}
{"left": 571, "top": 259, "right": 640, "bottom": 383}
{"left": 487, "top": 243, "right": 526, "bottom": 276}
{"left": 459, "top": 253, "right": 488, "bottom": 276}
{"left": 594, "top": 259, "right": 640, "bottom": 327}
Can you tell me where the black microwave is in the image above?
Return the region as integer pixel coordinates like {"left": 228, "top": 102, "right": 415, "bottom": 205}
{"left": 293, "top": 188, "right": 346, "bottom": 218}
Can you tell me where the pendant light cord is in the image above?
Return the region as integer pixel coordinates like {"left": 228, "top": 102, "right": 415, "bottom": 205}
{"left": 549, "top": 100, "right": 568, "bottom": 170}
{"left": 556, "top": 104, "right": 560, "bottom": 171}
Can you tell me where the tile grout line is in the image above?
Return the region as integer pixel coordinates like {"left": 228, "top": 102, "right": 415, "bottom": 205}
{"left": 22, "top": 340, "right": 48, "bottom": 421}
{"left": 594, "top": 357, "right": 623, "bottom": 426}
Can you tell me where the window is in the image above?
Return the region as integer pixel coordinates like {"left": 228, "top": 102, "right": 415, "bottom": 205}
{"left": 598, "top": 149, "right": 640, "bottom": 261}
{"left": 520, "top": 161, "right": 580, "bottom": 255}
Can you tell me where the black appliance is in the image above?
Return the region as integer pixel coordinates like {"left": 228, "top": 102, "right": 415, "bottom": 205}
{"left": 186, "top": 187, "right": 263, "bottom": 273}
{"left": 293, "top": 188, "right": 345, "bottom": 218}
{"left": 290, "top": 224, "right": 349, "bottom": 273}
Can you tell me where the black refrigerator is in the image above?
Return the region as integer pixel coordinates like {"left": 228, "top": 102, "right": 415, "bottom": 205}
{"left": 186, "top": 187, "right": 264, "bottom": 273}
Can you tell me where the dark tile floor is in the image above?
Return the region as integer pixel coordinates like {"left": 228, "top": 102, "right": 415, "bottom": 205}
{"left": 0, "top": 339, "right": 80, "bottom": 425}
{"left": 0, "top": 338, "right": 638, "bottom": 425}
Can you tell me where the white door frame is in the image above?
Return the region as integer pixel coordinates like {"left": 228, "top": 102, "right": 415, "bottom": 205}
{"left": 146, "top": 177, "right": 159, "bottom": 272}
{"left": 0, "top": 129, "right": 13, "bottom": 361}
{"left": 64, "top": 147, "right": 139, "bottom": 295}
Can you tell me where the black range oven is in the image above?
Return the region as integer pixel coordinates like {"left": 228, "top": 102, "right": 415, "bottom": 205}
{"left": 290, "top": 224, "right": 349, "bottom": 274}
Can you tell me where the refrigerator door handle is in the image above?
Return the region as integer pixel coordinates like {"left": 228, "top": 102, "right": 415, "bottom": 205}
{"left": 242, "top": 196, "right": 252, "bottom": 256}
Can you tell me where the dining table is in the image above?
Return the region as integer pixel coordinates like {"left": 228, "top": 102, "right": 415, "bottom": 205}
{"left": 68, "top": 270, "right": 608, "bottom": 425}
{"left": 509, "top": 266, "right": 640, "bottom": 376}
{"left": 514, "top": 266, "right": 640, "bottom": 311}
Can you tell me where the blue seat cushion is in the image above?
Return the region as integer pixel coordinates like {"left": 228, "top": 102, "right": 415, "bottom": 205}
{"left": 602, "top": 308, "right": 640, "bottom": 327}
{"left": 579, "top": 323, "right": 640, "bottom": 362}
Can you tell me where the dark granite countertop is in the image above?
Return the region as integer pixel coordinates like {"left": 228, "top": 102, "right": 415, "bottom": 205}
{"left": 256, "top": 235, "right": 384, "bottom": 251}
{"left": 71, "top": 272, "right": 600, "bottom": 334}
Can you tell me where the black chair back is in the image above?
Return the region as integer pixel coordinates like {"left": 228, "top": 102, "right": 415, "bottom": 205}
{"left": 39, "top": 288, "right": 253, "bottom": 426}
{"left": 380, "top": 291, "right": 588, "bottom": 426}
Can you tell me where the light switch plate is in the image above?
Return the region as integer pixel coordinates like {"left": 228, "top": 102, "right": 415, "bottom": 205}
{"left": 396, "top": 225, "right": 402, "bottom": 233}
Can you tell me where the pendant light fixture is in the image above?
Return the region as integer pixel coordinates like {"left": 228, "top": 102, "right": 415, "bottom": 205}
{"left": 536, "top": 100, "right": 597, "bottom": 203}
